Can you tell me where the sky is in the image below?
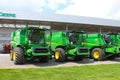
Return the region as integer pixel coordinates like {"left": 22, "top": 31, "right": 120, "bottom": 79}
{"left": 0, "top": 0, "right": 120, "bottom": 20}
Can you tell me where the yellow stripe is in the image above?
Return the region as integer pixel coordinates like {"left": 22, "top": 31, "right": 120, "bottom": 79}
{"left": 82, "top": 42, "right": 98, "bottom": 46}
{"left": 47, "top": 42, "right": 98, "bottom": 46}
{"left": 46, "top": 42, "right": 61, "bottom": 45}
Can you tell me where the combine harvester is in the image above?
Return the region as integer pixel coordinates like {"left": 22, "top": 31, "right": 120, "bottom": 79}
{"left": 82, "top": 33, "right": 120, "bottom": 61}
{"left": 46, "top": 31, "right": 89, "bottom": 62}
{"left": 10, "top": 27, "right": 52, "bottom": 64}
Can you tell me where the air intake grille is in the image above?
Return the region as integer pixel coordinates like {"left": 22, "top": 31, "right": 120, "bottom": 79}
{"left": 33, "top": 48, "right": 49, "bottom": 53}
{"left": 119, "top": 48, "right": 120, "bottom": 51}
{"left": 78, "top": 48, "right": 88, "bottom": 53}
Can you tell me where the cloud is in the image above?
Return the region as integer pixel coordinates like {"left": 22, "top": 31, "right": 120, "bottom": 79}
{"left": 46, "top": 0, "right": 68, "bottom": 10}
{"left": 0, "top": 0, "right": 70, "bottom": 13}
{"left": 0, "top": 0, "right": 120, "bottom": 20}
{"left": 56, "top": 0, "right": 118, "bottom": 19}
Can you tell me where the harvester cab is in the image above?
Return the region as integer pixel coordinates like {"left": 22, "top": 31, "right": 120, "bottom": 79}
{"left": 27, "top": 27, "right": 46, "bottom": 45}
{"left": 103, "top": 33, "right": 120, "bottom": 46}
{"left": 67, "top": 30, "right": 85, "bottom": 45}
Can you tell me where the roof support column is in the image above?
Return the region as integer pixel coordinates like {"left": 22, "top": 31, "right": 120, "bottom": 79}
{"left": 26, "top": 21, "right": 28, "bottom": 28}
{"left": 99, "top": 27, "right": 101, "bottom": 33}
{"left": 66, "top": 24, "right": 69, "bottom": 32}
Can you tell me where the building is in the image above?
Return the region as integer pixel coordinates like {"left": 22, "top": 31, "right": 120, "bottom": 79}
{"left": 0, "top": 11, "right": 120, "bottom": 45}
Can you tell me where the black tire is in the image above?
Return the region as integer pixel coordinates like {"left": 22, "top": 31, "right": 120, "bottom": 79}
{"left": 13, "top": 47, "right": 26, "bottom": 64}
{"left": 39, "top": 56, "right": 49, "bottom": 62}
{"left": 10, "top": 49, "right": 13, "bottom": 61}
{"left": 54, "top": 48, "right": 66, "bottom": 62}
{"left": 107, "top": 55, "right": 115, "bottom": 60}
{"left": 91, "top": 48, "right": 105, "bottom": 61}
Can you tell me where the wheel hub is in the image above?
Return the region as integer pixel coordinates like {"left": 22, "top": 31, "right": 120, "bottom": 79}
{"left": 55, "top": 51, "right": 60, "bottom": 60}
{"left": 13, "top": 52, "right": 16, "bottom": 61}
{"left": 93, "top": 51, "right": 100, "bottom": 59}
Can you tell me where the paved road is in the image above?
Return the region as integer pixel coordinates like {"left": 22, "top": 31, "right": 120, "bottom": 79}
{"left": 0, "top": 54, "right": 120, "bottom": 69}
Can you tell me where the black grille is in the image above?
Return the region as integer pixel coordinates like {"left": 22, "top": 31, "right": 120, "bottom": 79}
{"left": 119, "top": 48, "right": 120, "bottom": 51}
{"left": 33, "top": 48, "right": 49, "bottom": 53}
{"left": 78, "top": 48, "right": 89, "bottom": 53}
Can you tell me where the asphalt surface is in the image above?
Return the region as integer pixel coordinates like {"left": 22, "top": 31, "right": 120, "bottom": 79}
{"left": 0, "top": 54, "right": 120, "bottom": 69}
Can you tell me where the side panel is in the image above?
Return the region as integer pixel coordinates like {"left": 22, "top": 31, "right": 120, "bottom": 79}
{"left": 82, "top": 33, "right": 105, "bottom": 49}
{"left": 46, "top": 32, "right": 68, "bottom": 51}
{"left": 10, "top": 28, "right": 28, "bottom": 48}
{"left": 10, "top": 31, "right": 20, "bottom": 48}
{"left": 20, "top": 28, "right": 28, "bottom": 45}
{"left": 109, "top": 34, "right": 120, "bottom": 46}
{"left": 105, "top": 46, "right": 120, "bottom": 53}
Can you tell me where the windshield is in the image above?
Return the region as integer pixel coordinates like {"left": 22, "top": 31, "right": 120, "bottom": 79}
{"left": 68, "top": 32, "right": 79, "bottom": 44}
{"left": 103, "top": 34, "right": 118, "bottom": 45}
{"left": 28, "top": 29, "right": 45, "bottom": 44}
{"left": 104, "top": 34, "right": 120, "bottom": 45}
{"left": 103, "top": 34, "right": 110, "bottom": 44}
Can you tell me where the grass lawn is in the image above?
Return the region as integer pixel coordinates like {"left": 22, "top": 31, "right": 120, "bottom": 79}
{"left": 0, "top": 64, "right": 120, "bottom": 80}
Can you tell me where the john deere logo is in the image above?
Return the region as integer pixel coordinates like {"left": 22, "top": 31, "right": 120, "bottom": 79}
{"left": 0, "top": 12, "right": 16, "bottom": 18}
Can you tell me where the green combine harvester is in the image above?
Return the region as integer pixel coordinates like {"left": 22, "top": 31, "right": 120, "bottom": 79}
{"left": 82, "top": 33, "right": 120, "bottom": 61}
{"left": 46, "top": 31, "right": 89, "bottom": 62}
{"left": 10, "top": 27, "right": 51, "bottom": 64}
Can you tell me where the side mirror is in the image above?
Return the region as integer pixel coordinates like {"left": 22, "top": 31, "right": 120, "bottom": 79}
{"left": 70, "top": 42, "right": 73, "bottom": 44}
{"left": 29, "top": 40, "right": 31, "bottom": 44}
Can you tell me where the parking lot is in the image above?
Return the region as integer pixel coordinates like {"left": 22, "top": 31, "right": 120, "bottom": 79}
{"left": 0, "top": 54, "right": 120, "bottom": 69}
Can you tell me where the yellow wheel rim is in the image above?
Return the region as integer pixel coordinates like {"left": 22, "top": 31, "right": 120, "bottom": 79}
{"left": 13, "top": 52, "right": 16, "bottom": 61}
{"left": 55, "top": 51, "right": 60, "bottom": 60}
{"left": 10, "top": 52, "right": 13, "bottom": 60}
{"left": 93, "top": 51, "right": 100, "bottom": 59}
